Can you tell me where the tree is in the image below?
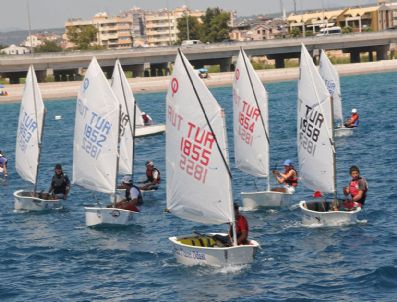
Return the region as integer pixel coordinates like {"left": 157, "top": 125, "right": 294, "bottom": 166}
{"left": 342, "top": 26, "right": 352, "bottom": 34}
{"left": 200, "top": 8, "right": 231, "bottom": 43}
{"left": 290, "top": 28, "right": 301, "bottom": 37}
{"left": 35, "top": 40, "right": 62, "bottom": 53}
{"left": 176, "top": 15, "right": 202, "bottom": 43}
{"left": 66, "top": 25, "right": 98, "bottom": 50}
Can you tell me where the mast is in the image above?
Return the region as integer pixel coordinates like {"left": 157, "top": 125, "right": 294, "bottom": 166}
{"left": 330, "top": 96, "right": 337, "bottom": 200}
{"left": 240, "top": 48, "right": 270, "bottom": 190}
{"left": 31, "top": 66, "right": 44, "bottom": 194}
{"left": 113, "top": 104, "right": 122, "bottom": 206}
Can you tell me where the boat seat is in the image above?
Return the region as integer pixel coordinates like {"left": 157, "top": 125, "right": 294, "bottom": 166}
{"left": 178, "top": 236, "right": 215, "bottom": 247}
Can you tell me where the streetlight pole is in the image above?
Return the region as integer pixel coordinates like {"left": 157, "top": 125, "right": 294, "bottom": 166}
{"left": 27, "top": 0, "right": 34, "bottom": 56}
{"left": 185, "top": 1, "right": 190, "bottom": 40}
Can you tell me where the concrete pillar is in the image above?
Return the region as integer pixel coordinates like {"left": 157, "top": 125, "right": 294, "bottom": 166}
{"left": 376, "top": 45, "right": 388, "bottom": 61}
{"left": 275, "top": 56, "right": 285, "bottom": 68}
{"left": 35, "top": 70, "right": 46, "bottom": 83}
{"left": 368, "top": 51, "right": 374, "bottom": 62}
{"left": 350, "top": 51, "right": 361, "bottom": 63}
{"left": 150, "top": 63, "right": 168, "bottom": 77}
{"left": 219, "top": 58, "right": 232, "bottom": 72}
{"left": 9, "top": 75, "right": 20, "bottom": 84}
{"left": 130, "top": 64, "right": 144, "bottom": 77}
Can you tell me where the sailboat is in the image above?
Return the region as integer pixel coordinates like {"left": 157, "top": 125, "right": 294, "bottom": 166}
{"left": 73, "top": 57, "right": 139, "bottom": 227}
{"left": 13, "top": 66, "right": 62, "bottom": 211}
{"left": 166, "top": 49, "right": 259, "bottom": 267}
{"left": 319, "top": 50, "right": 354, "bottom": 137}
{"left": 134, "top": 105, "right": 165, "bottom": 138}
{"left": 298, "top": 44, "right": 361, "bottom": 226}
{"left": 234, "top": 48, "right": 292, "bottom": 209}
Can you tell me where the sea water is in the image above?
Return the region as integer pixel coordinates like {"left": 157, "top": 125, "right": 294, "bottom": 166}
{"left": 0, "top": 71, "right": 396, "bottom": 301}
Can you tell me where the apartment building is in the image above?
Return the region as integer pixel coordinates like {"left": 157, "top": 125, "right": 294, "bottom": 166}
{"left": 145, "top": 6, "right": 204, "bottom": 47}
{"left": 64, "top": 12, "right": 133, "bottom": 49}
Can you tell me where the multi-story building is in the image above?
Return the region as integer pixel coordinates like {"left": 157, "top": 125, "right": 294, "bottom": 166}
{"left": 22, "top": 33, "right": 61, "bottom": 48}
{"left": 144, "top": 6, "right": 205, "bottom": 47}
{"left": 64, "top": 12, "right": 133, "bottom": 49}
{"left": 287, "top": 4, "right": 393, "bottom": 35}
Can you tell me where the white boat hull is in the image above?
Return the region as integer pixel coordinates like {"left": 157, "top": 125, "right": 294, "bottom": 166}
{"left": 135, "top": 124, "right": 165, "bottom": 138}
{"left": 241, "top": 190, "right": 291, "bottom": 209}
{"left": 169, "top": 233, "right": 260, "bottom": 267}
{"left": 13, "top": 189, "right": 62, "bottom": 211}
{"left": 84, "top": 206, "right": 139, "bottom": 227}
{"left": 299, "top": 200, "right": 361, "bottom": 227}
{"left": 334, "top": 127, "right": 354, "bottom": 137}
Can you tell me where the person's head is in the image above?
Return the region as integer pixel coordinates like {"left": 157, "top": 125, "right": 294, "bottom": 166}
{"left": 122, "top": 175, "right": 133, "bottom": 186}
{"left": 349, "top": 165, "right": 360, "bottom": 179}
{"left": 54, "top": 164, "right": 63, "bottom": 174}
{"left": 146, "top": 160, "right": 154, "bottom": 170}
{"left": 0, "top": 150, "right": 3, "bottom": 157}
{"left": 142, "top": 112, "right": 146, "bottom": 116}
{"left": 283, "top": 159, "right": 293, "bottom": 171}
{"left": 351, "top": 108, "right": 358, "bottom": 114}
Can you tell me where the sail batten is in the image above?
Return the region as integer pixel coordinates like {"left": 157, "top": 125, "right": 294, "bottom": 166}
{"left": 72, "top": 57, "right": 120, "bottom": 194}
{"left": 15, "top": 65, "right": 45, "bottom": 185}
{"left": 297, "top": 44, "right": 335, "bottom": 194}
{"left": 233, "top": 49, "right": 269, "bottom": 178}
{"left": 166, "top": 50, "right": 234, "bottom": 225}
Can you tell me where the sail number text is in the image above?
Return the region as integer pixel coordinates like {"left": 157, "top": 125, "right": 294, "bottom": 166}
{"left": 78, "top": 100, "right": 112, "bottom": 160}
{"left": 179, "top": 122, "right": 215, "bottom": 184}
{"left": 299, "top": 105, "right": 324, "bottom": 156}
{"left": 234, "top": 89, "right": 261, "bottom": 146}
{"left": 17, "top": 111, "right": 38, "bottom": 152}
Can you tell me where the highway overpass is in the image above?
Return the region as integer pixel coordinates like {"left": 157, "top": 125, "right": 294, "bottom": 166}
{"left": 1, "top": 31, "right": 397, "bottom": 83}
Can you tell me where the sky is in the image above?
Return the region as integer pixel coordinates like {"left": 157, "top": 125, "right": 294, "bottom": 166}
{"left": 0, "top": 0, "right": 377, "bottom": 31}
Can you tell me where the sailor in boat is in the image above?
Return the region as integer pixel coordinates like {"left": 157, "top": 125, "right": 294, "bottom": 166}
{"left": 271, "top": 159, "right": 298, "bottom": 194}
{"left": 48, "top": 164, "right": 71, "bottom": 200}
{"left": 112, "top": 175, "right": 142, "bottom": 212}
{"left": 139, "top": 160, "right": 160, "bottom": 191}
{"left": 141, "top": 112, "right": 153, "bottom": 126}
{"left": 344, "top": 108, "right": 359, "bottom": 128}
{"left": 343, "top": 165, "right": 368, "bottom": 210}
{"left": 213, "top": 203, "right": 249, "bottom": 246}
{"left": 0, "top": 150, "right": 8, "bottom": 178}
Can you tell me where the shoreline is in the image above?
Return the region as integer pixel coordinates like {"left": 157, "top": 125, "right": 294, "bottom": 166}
{"left": 1, "top": 59, "right": 397, "bottom": 104}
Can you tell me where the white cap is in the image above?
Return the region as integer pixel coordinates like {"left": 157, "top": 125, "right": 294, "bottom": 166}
{"left": 122, "top": 175, "right": 133, "bottom": 184}
{"left": 142, "top": 112, "right": 146, "bottom": 115}
{"left": 351, "top": 108, "right": 357, "bottom": 113}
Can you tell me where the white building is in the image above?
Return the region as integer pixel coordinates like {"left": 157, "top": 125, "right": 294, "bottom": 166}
{"left": 0, "top": 44, "right": 30, "bottom": 55}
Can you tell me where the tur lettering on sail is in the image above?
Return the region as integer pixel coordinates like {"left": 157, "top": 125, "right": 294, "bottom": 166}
{"left": 299, "top": 104, "right": 324, "bottom": 156}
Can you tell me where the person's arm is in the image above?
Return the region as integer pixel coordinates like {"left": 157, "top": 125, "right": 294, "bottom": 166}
{"left": 48, "top": 177, "right": 54, "bottom": 194}
{"left": 351, "top": 190, "right": 364, "bottom": 203}
{"left": 273, "top": 170, "right": 294, "bottom": 184}
{"left": 3, "top": 162, "right": 7, "bottom": 177}
{"left": 64, "top": 176, "right": 71, "bottom": 199}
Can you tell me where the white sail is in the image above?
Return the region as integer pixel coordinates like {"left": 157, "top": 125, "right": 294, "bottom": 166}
{"left": 73, "top": 57, "right": 120, "bottom": 194}
{"left": 111, "top": 60, "right": 134, "bottom": 175}
{"left": 15, "top": 65, "right": 45, "bottom": 184}
{"left": 135, "top": 104, "right": 145, "bottom": 127}
{"left": 297, "top": 44, "right": 335, "bottom": 194}
{"left": 166, "top": 50, "right": 234, "bottom": 225}
{"left": 319, "top": 50, "right": 343, "bottom": 122}
{"left": 233, "top": 49, "right": 269, "bottom": 178}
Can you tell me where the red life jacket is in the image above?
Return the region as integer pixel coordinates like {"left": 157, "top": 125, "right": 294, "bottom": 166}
{"left": 285, "top": 169, "right": 298, "bottom": 187}
{"left": 349, "top": 177, "right": 368, "bottom": 205}
{"left": 146, "top": 168, "right": 160, "bottom": 184}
